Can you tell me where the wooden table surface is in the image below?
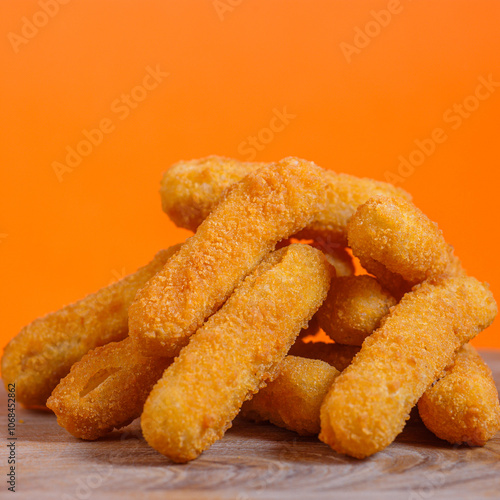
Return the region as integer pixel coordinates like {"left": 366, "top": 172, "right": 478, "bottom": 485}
{"left": 2, "top": 350, "right": 500, "bottom": 500}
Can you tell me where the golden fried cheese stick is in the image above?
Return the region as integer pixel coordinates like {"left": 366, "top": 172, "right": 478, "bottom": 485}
{"left": 129, "top": 158, "right": 326, "bottom": 358}
{"left": 319, "top": 275, "right": 497, "bottom": 459}
{"left": 160, "top": 156, "right": 265, "bottom": 231}
{"left": 47, "top": 329, "right": 497, "bottom": 445}
{"left": 47, "top": 338, "right": 171, "bottom": 440}
{"left": 241, "top": 356, "right": 339, "bottom": 435}
{"left": 141, "top": 244, "right": 331, "bottom": 463}
{"left": 316, "top": 275, "right": 396, "bottom": 346}
{"left": 160, "top": 156, "right": 411, "bottom": 245}
{"left": 243, "top": 345, "right": 500, "bottom": 442}
{"left": 48, "top": 324, "right": 327, "bottom": 441}
{"left": 278, "top": 239, "right": 354, "bottom": 277}
{"left": 418, "top": 343, "right": 500, "bottom": 446}
{"left": 347, "top": 196, "right": 464, "bottom": 298}
{"left": 1, "top": 246, "right": 180, "bottom": 407}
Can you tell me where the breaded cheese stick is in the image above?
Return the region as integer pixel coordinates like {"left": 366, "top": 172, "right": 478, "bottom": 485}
{"left": 279, "top": 239, "right": 354, "bottom": 277}
{"left": 242, "top": 347, "right": 500, "bottom": 441}
{"left": 316, "top": 275, "right": 396, "bottom": 346}
{"left": 160, "top": 156, "right": 265, "bottom": 231}
{"left": 141, "top": 244, "right": 331, "bottom": 463}
{"left": 46, "top": 331, "right": 496, "bottom": 445}
{"left": 243, "top": 344, "right": 500, "bottom": 441}
{"left": 241, "top": 356, "right": 339, "bottom": 435}
{"left": 47, "top": 338, "right": 171, "bottom": 440}
{"left": 47, "top": 321, "right": 325, "bottom": 440}
{"left": 129, "top": 158, "right": 326, "bottom": 357}
{"left": 418, "top": 343, "right": 500, "bottom": 446}
{"left": 347, "top": 196, "right": 464, "bottom": 298}
{"left": 319, "top": 275, "right": 497, "bottom": 459}
{"left": 160, "top": 156, "right": 411, "bottom": 244}
{"left": 1, "top": 245, "right": 180, "bottom": 407}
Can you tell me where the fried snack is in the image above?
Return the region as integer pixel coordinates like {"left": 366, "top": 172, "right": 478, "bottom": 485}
{"left": 418, "top": 343, "right": 500, "bottom": 446}
{"left": 1, "top": 246, "right": 181, "bottom": 407}
{"left": 316, "top": 275, "right": 396, "bottom": 346}
{"left": 319, "top": 275, "right": 497, "bottom": 459}
{"left": 243, "top": 344, "right": 500, "bottom": 440}
{"left": 129, "top": 158, "right": 326, "bottom": 358}
{"left": 47, "top": 338, "right": 171, "bottom": 440}
{"left": 288, "top": 341, "right": 360, "bottom": 372}
{"left": 46, "top": 321, "right": 325, "bottom": 440}
{"left": 46, "top": 308, "right": 497, "bottom": 446}
{"left": 160, "top": 156, "right": 265, "bottom": 231}
{"left": 279, "top": 239, "right": 354, "bottom": 277}
{"left": 160, "top": 156, "right": 411, "bottom": 245}
{"left": 141, "top": 244, "right": 331, "bottom": 463}
{"left": 347, "top": 196, "right": 464, "bottom": 298}
{"left": 240, "top": 356, "right": 339, "bottom": 435}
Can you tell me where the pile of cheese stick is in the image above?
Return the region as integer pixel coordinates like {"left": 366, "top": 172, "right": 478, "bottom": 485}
{"left": 2, "top": 156, "right": 499, "bottom": 462}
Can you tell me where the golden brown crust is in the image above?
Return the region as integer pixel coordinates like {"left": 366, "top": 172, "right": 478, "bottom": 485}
{"left": 130, "top": 158, "right": 327, "bottom": 357}
{"left": 240, "top": 356, "right": 339, "bottom": 435}
{"left": 141, "top": 244, "right": 332, "bottom": 463}
{"left": 418, "top": 344, "right": 500, "bottom": 446}
{"left": 316, "top": 275, "right": 396, "bottom": 346}
{"left": 160, "top": 156, "right": 411, "bottom": 245}
{"left": 347, "top": 196, "right": 463, "bottom": 298}
{"left": 319, "top": 276, "right": 497, "bottom": 459}
{"left": 1, "top": 246, "right": 180, "bottom": 407}
{"left": 46, "top": 338, "right": 171, "bottom": 440}
{"left": 294, "top": 171, "right": 412, "bottom": 245}
{"left": 160, "top": 156, "right": 265, "bottom": 230}
{"left": 243, "top": 343, "right": 500, "bottom": 443}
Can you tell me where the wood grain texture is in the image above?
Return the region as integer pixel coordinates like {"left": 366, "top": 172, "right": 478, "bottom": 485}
{"left": 2, "top": 350, "right": 500, "bottom": 500}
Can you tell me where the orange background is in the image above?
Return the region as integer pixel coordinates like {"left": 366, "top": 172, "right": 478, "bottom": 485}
{"left": 1, "top": 0, "right": 499, "bottom": 354}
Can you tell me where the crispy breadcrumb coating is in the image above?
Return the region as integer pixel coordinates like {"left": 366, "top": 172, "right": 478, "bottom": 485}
{"left": 141, "top": 244, "right": 331, "bottom": 463}
{"left": 129, "top": 158, "right": 327, "bottom": 358}
{"left": 316, "top": 275, "right": 396, "bottom": 346}
{"left": 47, "top": 338, "right": 171, "bottom": 440}
{"left": 160, "top": 156, "right": 411, "bottom": 245}
{"left": 46, "top": 303, "right": 498, "bottom": 447}
{"left": 1, "top": 246, "right": 180, "bottom": 407}
{"left": 243, "top": 344, "right": 500, "bottom": 442}
{"left": 296, "top": 171, "right": 412, "bottom": 245}
{"left": 160, "top": 156, "right": 265, "bottom": 230}
{"left": 347, "top": 196, "right": 464, "bottom": 298}
{"left": 241, "top": 356, "right": 339, "bottom": 435}
{"left": 418, "top": 343, "right": 500, "bottom": 446}
{"left": 319, "top": 275, "right": 497, "bottom": 459}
